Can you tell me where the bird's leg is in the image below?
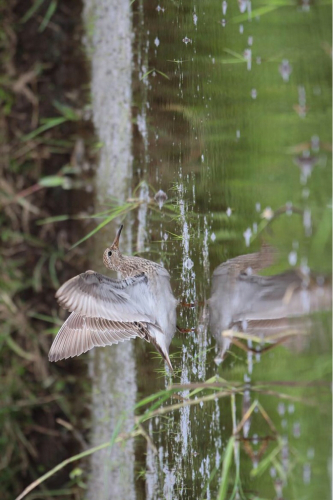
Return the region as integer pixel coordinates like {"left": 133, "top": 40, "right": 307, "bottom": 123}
{"left": 176, "top": 325, "right": 195, "bottom": 334}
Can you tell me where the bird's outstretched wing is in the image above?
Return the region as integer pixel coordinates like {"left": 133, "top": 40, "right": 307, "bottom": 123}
{"left": 55, "top": 270, "right": 154, "bottom": 323}
{"left": 49, "top": 312, "right": 149, "bottom": 362}
{"left": 50, "top": 271, "right": 163, "bottom": 362}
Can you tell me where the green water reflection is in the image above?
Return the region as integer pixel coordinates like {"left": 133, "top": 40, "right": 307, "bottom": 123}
{"left": 130, "top": 0, "right": 332, "bottom": 499}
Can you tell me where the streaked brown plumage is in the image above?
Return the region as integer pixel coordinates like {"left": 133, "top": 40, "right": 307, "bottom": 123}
{"left": 49, "top": 225, "right": 177, "bottom": 370}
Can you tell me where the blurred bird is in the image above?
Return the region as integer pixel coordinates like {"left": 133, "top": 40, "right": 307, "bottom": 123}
{"left": 49, "top": 225, "right": 177, "bottom": 370}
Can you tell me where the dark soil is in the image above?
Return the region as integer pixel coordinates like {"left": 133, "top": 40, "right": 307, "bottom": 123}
{"left": 0, "top": 1, "right": 95, "bottom": 498}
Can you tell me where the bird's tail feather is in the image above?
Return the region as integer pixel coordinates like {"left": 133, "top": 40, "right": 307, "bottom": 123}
{"left": 149, "top": 326, "right": 173, "bottom": 372}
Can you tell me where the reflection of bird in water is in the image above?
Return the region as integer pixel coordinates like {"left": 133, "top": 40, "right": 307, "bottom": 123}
{"left": 238, "top": 0, "right": 248, "bottom": 13}
{"left": 293, "top": 153, "right": 319, "bottom": 184}
{"left": 208, "top": 247, "right": 331, "bottom": 360}
{"left": 49, "top": 225, "right": 177, "bottom": 370}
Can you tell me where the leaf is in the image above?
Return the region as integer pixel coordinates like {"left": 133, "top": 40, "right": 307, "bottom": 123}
{"left": 38, "top": 175, "right": 64, "bottom": 188}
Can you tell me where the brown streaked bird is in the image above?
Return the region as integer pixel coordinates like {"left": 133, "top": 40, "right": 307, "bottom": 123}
{"left": 208, "top": 248, "right": 332, "bottom": 361}
{"left": 49, "top": 225, "right": 177, "bottom": 370}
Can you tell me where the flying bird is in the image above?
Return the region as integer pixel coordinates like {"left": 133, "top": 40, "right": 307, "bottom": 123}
{"left": 49, "top": 225, "right": 177, "bottom": 370}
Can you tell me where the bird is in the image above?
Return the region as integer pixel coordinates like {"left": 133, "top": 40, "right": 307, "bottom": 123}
{"left": 49, "top": 225, "right": 177, "bottom": 370}
{"left": 208, "top": 248, "right": 331, "bottom": 361}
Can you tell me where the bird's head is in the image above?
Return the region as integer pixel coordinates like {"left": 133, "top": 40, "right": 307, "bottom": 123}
{"left": 103, "top": 225, "right": 125, "bottom": 271}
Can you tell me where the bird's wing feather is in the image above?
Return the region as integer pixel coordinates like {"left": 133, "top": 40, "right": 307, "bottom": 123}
{"left": 55, "top": 271, "right": 155, "bottom": 323}
{"left": 49, "top": 312, "right": 149, "bottom": 362}
{"left": 156, "top": 265, "right": 171, "bottom": 279}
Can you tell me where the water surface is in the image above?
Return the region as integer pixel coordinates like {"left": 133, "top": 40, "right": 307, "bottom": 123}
{"left": 85, "top": 1, "right": 332, "bottom": 498}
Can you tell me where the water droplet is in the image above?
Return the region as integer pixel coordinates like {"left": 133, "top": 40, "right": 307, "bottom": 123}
{"left": 303, "top": 209, "right": 312, "bottom": 236}
{"left": 288, "top": 404, "right": 295, "bottom": 414}
{"left": 288, "top": 251, "right": 297, "bottom": 266}
{"left": 243, "top": 227, "right": 252, "bottom": 246}
{"left": 303, "top": 463, "right": 311, "bottom": 484}
{"left": 238, "top": 0, "right": 247, "bottom": 13}
{"left": 262, "top": 207, "right": 273, "bottom": 220}
{"left": 183, "top": 36, "right": 192, "bottom": 45}
{"left": 293, "top": 422, "right": 301, "bottom": 438}
{"left": 278, "top": 402, "right": 285, "bottom": 416}
{"left": 184, "top": 257, "right": 194, "bottom": 270}
{"left": 244, "top": 49, "right": 252, "bottom": 70}
{"left": 270, "top": 467, "right": 277, "bottom": 478}
{"left": 286, "top": 201, "right": 293, "bottom": 215}
{"left": 279, "top": 59, "right": 292, "bottom": 82}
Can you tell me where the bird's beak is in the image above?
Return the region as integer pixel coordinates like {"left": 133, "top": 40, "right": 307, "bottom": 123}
{"left": 111, "top": 224, "right": 123, "bottom": 248}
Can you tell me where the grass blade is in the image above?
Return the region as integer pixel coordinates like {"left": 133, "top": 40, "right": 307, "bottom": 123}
{"left": 22, "top": 117, "right": 67, "bottom": 142}
{"left": 232, "top": 5, "right": 279, "bottom": 23}
{"left": 217, "top": 436, "right": 235, "bottom": 500}
{"left": 28, "top": 312, "right": 62, "bottom": 325}
{"left": 134, "top": 389, "right": 175, "bottom": 410}
{"left": 70, "top": 202, "right": 138, "bottom": 249}
{"left": 52, "top": 100, "right": 80, "bottom": 120}
{"left": 223, "top": 48, "right": 246, "bottom": 60}
{"left": 49, "top": 252, "right": 60, "bottom": 288}
{"left": 6, "top": 336, "right": 36, "bottom": 361}
{"left": 15, "top": 417, "right": 126, "bottom": 500}
{"left": 155, "top": 69, "right": 170, "bottom": 80}
{"left": 39, "top": 0, "right": 57, "bottom": 32}
{"left": 140, "top": 68, "right": 170, "bottom": 80}
{"left": 38, "top": 175, "right": 65, "bottom": 187}
{"left": 69, "top": 214, "right": 118, "bottom": 249}
{"left": 20, "top": 0, "right": 45, "bottom": 23}
{"left": 36, "top": 215, "right": 70, "bottom": 225}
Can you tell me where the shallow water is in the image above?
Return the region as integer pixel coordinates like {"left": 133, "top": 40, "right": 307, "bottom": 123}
{"left": 84, "top": 1, "right": 332, "bottom": 498}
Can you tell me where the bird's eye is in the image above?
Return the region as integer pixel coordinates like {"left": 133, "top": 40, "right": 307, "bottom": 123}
{"left": 108, "top": 251, "right": 112, "bottom": 257}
